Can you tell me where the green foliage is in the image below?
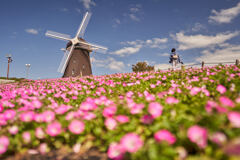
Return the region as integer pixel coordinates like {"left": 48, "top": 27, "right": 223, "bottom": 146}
{"left": 132, "top": 61, "right": 155, "bottom": 72}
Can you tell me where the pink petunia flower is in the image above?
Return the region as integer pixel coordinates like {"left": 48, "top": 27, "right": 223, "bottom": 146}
{"left": 190, "top": 87, "right": 201, "bottom": 95}
{"left": 228, "top": 112, "right": 240, "bottom": 128}
{"left": 80, "top": 101, "right": 97, "bottom": 111}
{"left": 130, "top": 103, "right": 144, "bottom": 114}
{"left": 0, "top": 115, "right": 7, "bottom": 126}
{"left": 150, "top": 84, "right": 156, "bottom": 88}
{"left": 215, "top": 106, "right": 228, "bottom": 113}
{"left": 22, "top": 132, "right": 31, "bottom": 143}
{"left": 105, "top": 117, "right": 117, "bottom": 130}
{"left": 68, "top": 120, "right": 85, "bottom": 134}
{"left": 210, "top": 132, "right": 227, "bottom": 146}
{"left": 202, "top": 89, "right": 210, "bottom": 96}
{"left": 73, "top": 143, "right": 81, "bottom": 153}
{"left": 83, "top": 112, "right": 96, "bottom": 120}
{"left": 205, "top": 100, "right": 218, "bottom": 113}
{"left": 187, "top": 125, "right": 208, "bottom": 148}
{"left": 154, "top": 129, "right": 176, "bottom": 145}
{"left": 39, "top": 143, "right": 49, "bottom": 155}
{"left": 126, "top": 91, "right": 134, "bottom": 98}
{"left": 0, "top": 104, "right": 3, "bottom": 113}
{"left": 236, "top": 97, "right": 240, "bottom": 103}
{"left": 35, "top": 127, "right": 45, "bottom": 139}
{"left": 34, "top": 113, "right": 44, "bottom": 123}
{"left": 19, "top": 111, "right": 35, "bottom": 122}
{"left": 120, "top": 133, "right": 143, "bottom": 153}
{"left": 219, "top": 96, "right": 235, "bottom": 107}
{"left": 103, "top": 106, "right": 117, "bottom": 118}
{"left": 32, "top": 100, "right": 42, "bottom": 109}
{"left": 116, "top": 115, "right": 129, "bottom": 124}
{"left": 72, "top": 96, "right": 77, "bottom": 100}
{"left": 216, "top": 85, "right": 226, "bottom": 94}
{"left": 107, "top": 142, "right": 125, "bottom": 160}
{"left": 46, "top": 121, "right": 62, "bottom": 136}
{"left": 0, "top": 136, "right": 9, "bottom": 155}
{"left": 140, "top": 115, "right": 154, "bottom": 124}
{"left": 145, "top": 94, "right": 156, "bottom": 102}
{"left": 148, "top": 102, "right": 163, "bottom": 118}
{"left": 42, "top": 110, "right": 55, "bottom": 122}
{"left": 166, "top": 97, "right": 179, "bottom": 104}
{"left": 65, "top": 111, "right": 75, "bottom": 120}
{"left": 8, "top": 125, "right": 18, "bottom": 135}
{"left": 55, "top": 105, "right": 72, "bottom": 115}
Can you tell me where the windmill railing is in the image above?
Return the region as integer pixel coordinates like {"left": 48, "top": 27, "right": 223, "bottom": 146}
{"left": 157, "top": 59, "right": 240, "bottom": 71}
{"left": 185, "top": 59, "right": 239, "bottom": 68}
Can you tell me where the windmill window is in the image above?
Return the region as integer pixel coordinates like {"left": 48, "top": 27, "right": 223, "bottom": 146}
{"left": 83, "top": 64, "right": 85, "bottom": 70}
{"left": 72, "top": 69, "right": 75, "bottom": 75}
{"left": 73, "top": 60, "right": 76, "bottom": 64}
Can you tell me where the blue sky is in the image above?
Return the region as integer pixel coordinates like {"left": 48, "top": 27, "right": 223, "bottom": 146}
{"left": 0, "top": 0, "right": 240, "bottom": 79}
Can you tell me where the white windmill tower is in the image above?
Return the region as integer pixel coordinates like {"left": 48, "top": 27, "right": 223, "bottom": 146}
{"left": 45, "top": 12, "right": 108, "bottom": 77}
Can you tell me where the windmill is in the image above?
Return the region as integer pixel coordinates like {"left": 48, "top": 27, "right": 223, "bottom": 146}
{"left": 45, "top": 12, "right": 107, "bottom": 77}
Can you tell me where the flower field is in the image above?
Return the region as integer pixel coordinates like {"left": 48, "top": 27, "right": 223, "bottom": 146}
{"left": 0, "top": 65, "right": 240, "bottom": 160}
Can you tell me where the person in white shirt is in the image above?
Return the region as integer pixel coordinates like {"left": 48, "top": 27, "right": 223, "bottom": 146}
{"left": 169, "top": 48, "right": 182, "bottom": 69}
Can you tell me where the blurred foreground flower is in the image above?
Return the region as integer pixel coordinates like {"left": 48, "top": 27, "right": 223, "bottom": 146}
{"left": 228, "top": 112, "right": 240, "bottom": 128}
{"left": 187, "top": 125, "right": 208, "bottom": 148}
{"left": 120, "top": 133, "right": 143, "bottom": 153}
{"left": 154, "top": 129, "right": 176, "bottom": 145}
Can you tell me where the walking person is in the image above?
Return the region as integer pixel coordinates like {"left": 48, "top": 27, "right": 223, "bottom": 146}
{"left": 169, "top": 48, "right": 182, "bottom": 70}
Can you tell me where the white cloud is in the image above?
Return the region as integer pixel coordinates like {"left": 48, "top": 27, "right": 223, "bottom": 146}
{"left": 148, "top": 38, "right": 168, "bottom": 48}
{"left": 192, "top": 23, "right": 206, "bottom": 32}
{"left": 128, "top": 4, "right": 142, "bottom": 22}
{"left": 91, "top": 57, "right": 125, "bottom": 71}
{"left": 115, "top": 19, "right": 121, "bottom": 24}
{"left": 112, "top": 18, "right": 121, "bottom": 28}
{"left": 112, "top": 37, "right": 168, "bottom": 57}
{"left": 172, "top": 31, "right": 239, "bottom": 50}
{"left": 129, "top": 14, "right": 140, "bottom": 21}
{"left": 196, "top": 43, "right": 240, "bottom": 63}
{"left": 109, "top": 60, "right": 125, "bottom": 71}
{"left": 130, "top": 7, "right": 140, "bottom": 13}
{"left": 209, "top": 2, "right": 240, "bottom": 24}
{"left": 79, "top": 0, "right": 96, "bottom": 10}
{"left": 125, "top": 38, "right": 167, "bottom": 48}
{"left": 25, "top": 28, "right": 38, "bottom": 35}
{"left": 111, "top": 46, "right": 142, "bottom": 57}
{"left": 158, "top": 53, "right": 170, "bottom": 57}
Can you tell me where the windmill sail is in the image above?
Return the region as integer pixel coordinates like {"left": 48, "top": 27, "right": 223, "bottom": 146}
{"left": 46, "top": 30, "right": 71, "bottom": 41}
{"left": 76, "top": 12, "right": 92, "bottom": 38}
{"left": 59, "top": 45, "right": 75, "bottom": 73}
{"left": 76, "top": 43, "right": 107, "bottom": 54}
{"left": 58, "top": 51, "right": 69, "bottom": 73}
{"left": 78, "top": 40, "right": 107, "bottom": 50}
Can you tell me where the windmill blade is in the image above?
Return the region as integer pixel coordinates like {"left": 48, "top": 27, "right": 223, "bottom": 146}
{"left": 76, "top": 44, "right": 107, "bottom": 54}
{"left": 57, "top": 50, "right": 68, "bottom": 73}
{"left": 59, "top": 45, "right": 75, "bottom": 73}
{"left": 46, "top": 30, "right": 71, "bottom": 41}
{"left": 75, "top": 12, "right": 92, "bottom": 38}
{"left": 78, "top": 40, "right": 108, "bottom": 52}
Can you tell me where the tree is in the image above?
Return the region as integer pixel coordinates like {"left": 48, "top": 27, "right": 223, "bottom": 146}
{"left": 132, "top": 62, "right": 154, "bottom": 73}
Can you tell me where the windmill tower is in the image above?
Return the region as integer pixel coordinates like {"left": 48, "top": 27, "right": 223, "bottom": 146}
{"left": 45, "top": 12, "right": 107, "bottom": 77}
